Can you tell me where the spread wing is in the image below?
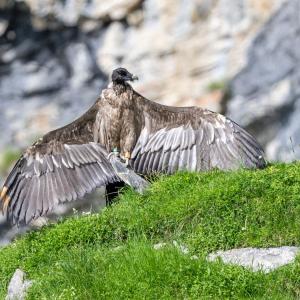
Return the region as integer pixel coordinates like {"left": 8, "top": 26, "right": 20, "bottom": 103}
{"left": 130, "top": 99, "right": 266, "bottom": 174}
{"left": 0, "top": 102, "right": 120, "bottom": 225}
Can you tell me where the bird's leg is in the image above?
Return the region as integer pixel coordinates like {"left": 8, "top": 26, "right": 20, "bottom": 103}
{"left": 105, "top": 181, "right": 125, "bottom": 206}
{"left": 107, "top": 147, "right": 120, "bottom": 160}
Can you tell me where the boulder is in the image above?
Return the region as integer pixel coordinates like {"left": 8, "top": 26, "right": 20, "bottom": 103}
{"left": 208, "top": 246, "right": 300, "bottom": 273}
{"left": 5, "top": 269, "right": 32, "bottom": 300}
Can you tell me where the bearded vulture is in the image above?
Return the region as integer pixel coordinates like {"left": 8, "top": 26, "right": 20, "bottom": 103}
{"left": 0, "top": 67, "right": 266, "bottom": 224}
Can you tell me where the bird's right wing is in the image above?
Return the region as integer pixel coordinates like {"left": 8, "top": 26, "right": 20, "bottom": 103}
{"left": 0, "top": 141, "right": 120, "bottom": 225}
{"left": 0, "top": 98, "right": 122, "bottom": 225}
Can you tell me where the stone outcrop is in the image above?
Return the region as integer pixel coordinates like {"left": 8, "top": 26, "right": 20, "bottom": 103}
{"left": 5, "top": 269, "right": 32, "bottom": 300}
{"left": 208, "top": 246, "right": 300, "bottom": 272}
{"left": 227, "top": 0, "right": 300, "bottom": 161}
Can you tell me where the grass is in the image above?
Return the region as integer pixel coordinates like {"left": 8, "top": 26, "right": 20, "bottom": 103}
{"left": 206, "top": 79, "right": 228, "bottom": 92}
{"left": 0, "top": 148, "right": 21, "bottom": 174}
{"left": 1, "top": 163, "right": 300, "bottom": 299}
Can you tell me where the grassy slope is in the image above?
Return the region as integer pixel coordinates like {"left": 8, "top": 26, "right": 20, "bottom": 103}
{"left": 1, "top": 163, "right": 300, "bottom": 299}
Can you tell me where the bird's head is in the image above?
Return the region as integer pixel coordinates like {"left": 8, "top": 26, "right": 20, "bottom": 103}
{"left": 111, "top": 68, "right": 138, "bottom": 85}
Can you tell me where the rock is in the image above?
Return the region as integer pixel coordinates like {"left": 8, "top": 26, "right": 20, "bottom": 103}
{"left": 0, "top": 20, "right": 8, "bottom": 37}
{"left": 0, "top": 0, "right": 288, "bottom": 155}
{"left": 96, "top": 22, "right": 126, "bottom": 74}
{"left": 21, "top": 0, "right": 142, "bottom": 27}
{"left": 172, "top": 240, "right": 189, "bottom": 254}
{"left": 112, "top": 245, "right": 124, "bottom": 252}
{"left": 227, "top": 0, "right": 300, "bottom": 161}
{"left": 29, "top": 217, "right": 49, "bottom": 228}
{"left": 153, "top": 242, "right": 167, "bottom": 250}
{"left": 87, "top": 0, "right": 142, "bottom": 21}
{"left": 5, "top": 269, "right": 32, "bottom": 300}
{"left": 208, "top": 246, "right": 300, "bottom": 273}
{"left": 114, "top": 0, "right": 284, "bottom": 109}
{"left": 65, "top": 42, "right": 95, "bottom": 87}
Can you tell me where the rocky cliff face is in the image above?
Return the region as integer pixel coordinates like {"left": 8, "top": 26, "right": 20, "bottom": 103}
{"left": 227, "top": 0, "right": 300, "bottom": 161}
{"left": 0, "top": 0, "right": 287, "bottom": 158}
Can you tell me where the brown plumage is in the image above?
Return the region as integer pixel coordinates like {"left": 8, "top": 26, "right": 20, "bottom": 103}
{"left": 0, "top": 67, "right": 266, "bottom": 224}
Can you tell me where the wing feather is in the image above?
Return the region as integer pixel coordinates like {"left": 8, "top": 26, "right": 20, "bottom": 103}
{"left": 131, "top": 108, "right": 265, "bottom": 174}
{"left": 0, "top": 142, "right": 120, "bottom": 225}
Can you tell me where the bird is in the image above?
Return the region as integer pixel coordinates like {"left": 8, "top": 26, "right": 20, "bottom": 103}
{"left": 0, "top": 67, "right": 266, "bottom": 225}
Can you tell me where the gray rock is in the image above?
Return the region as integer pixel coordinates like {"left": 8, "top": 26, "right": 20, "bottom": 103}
{"left": 227, "top": 0, "right": 300, "bottom": 161}
{"left": 0, "top": 20, "right": 8, "bottom": 37}
{"left": 21, "top": 0, "right": 142, "bottom": 27}
{"left": 5, "top": 269, "right": 32, "bottom": 300}
{"left": 153, "top": 241, "right": 190, "bottom": 254}
{"left": 153, "top": 242, "right": 167, "bottom": 250}
{"left": 0, "top": 0, "right": 287, "bottom": 155}
{"left": 190, "top": 255, "right": 199, "bottom": 260}
{"left": 172, "top": 240, "right": 189, "bottom": 255}
{"left": 208, "top": 246, "right": 300, "bottom": 273}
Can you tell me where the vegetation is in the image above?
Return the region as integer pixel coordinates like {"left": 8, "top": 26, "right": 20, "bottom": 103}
{"left": 0, "top": 148, "right": 21, "bottom": 174}
{"left": 206, "top": 79, "right": 228, "bottom": 92}
{"left": 1, "top": 163, "right": 300, "bottom": 299}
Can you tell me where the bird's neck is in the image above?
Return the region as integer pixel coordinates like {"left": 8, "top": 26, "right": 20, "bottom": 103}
{"left": 107, "top": 82, "right": 134, "bottom": 109}
{"left": 112, "top": 82, "right": 130, "bottom": 96}
{"left": 113, "top": 82, "right": 127, "bottom": 95}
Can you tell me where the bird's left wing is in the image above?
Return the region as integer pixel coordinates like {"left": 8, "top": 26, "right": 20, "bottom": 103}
{"left": 130, "top": 104, "right": 266, "bottom": 174}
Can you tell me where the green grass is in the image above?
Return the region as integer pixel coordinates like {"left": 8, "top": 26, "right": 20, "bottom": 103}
{"left": 206, "top": 79, "right": 228, "bottom": 92}
{"left": 1, "top": 163, "right": 300, "bottom": 299}
{"left": 0, "top": 148, "right": 21, "bottom": 174}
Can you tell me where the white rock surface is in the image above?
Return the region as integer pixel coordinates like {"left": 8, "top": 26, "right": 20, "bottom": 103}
{"left": 153, "top": 242, "right": 167, "bottom": 250}
{"left": 5, "top": 269, "right": 32, "bottom": 300}
{"left": 208, "top": 246, "right": 300, "bottom": 273}
{"left": 173, "top": 240, "right": 190, "bottom": 254}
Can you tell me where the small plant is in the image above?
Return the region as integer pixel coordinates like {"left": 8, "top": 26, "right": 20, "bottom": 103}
{"left": 0, "top": 148, "right": 21, "bottom": 174}
{"left": 207, "top": 79, "right": 228, "bottom": 92}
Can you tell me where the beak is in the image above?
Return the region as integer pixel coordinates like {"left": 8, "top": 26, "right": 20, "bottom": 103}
{"left": 131, "top": 75, "right": 139, "bottom": 81}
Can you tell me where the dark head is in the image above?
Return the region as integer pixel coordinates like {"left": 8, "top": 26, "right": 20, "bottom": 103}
{"left": 111, "top": 68, "right": 138, "bottom": 85}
